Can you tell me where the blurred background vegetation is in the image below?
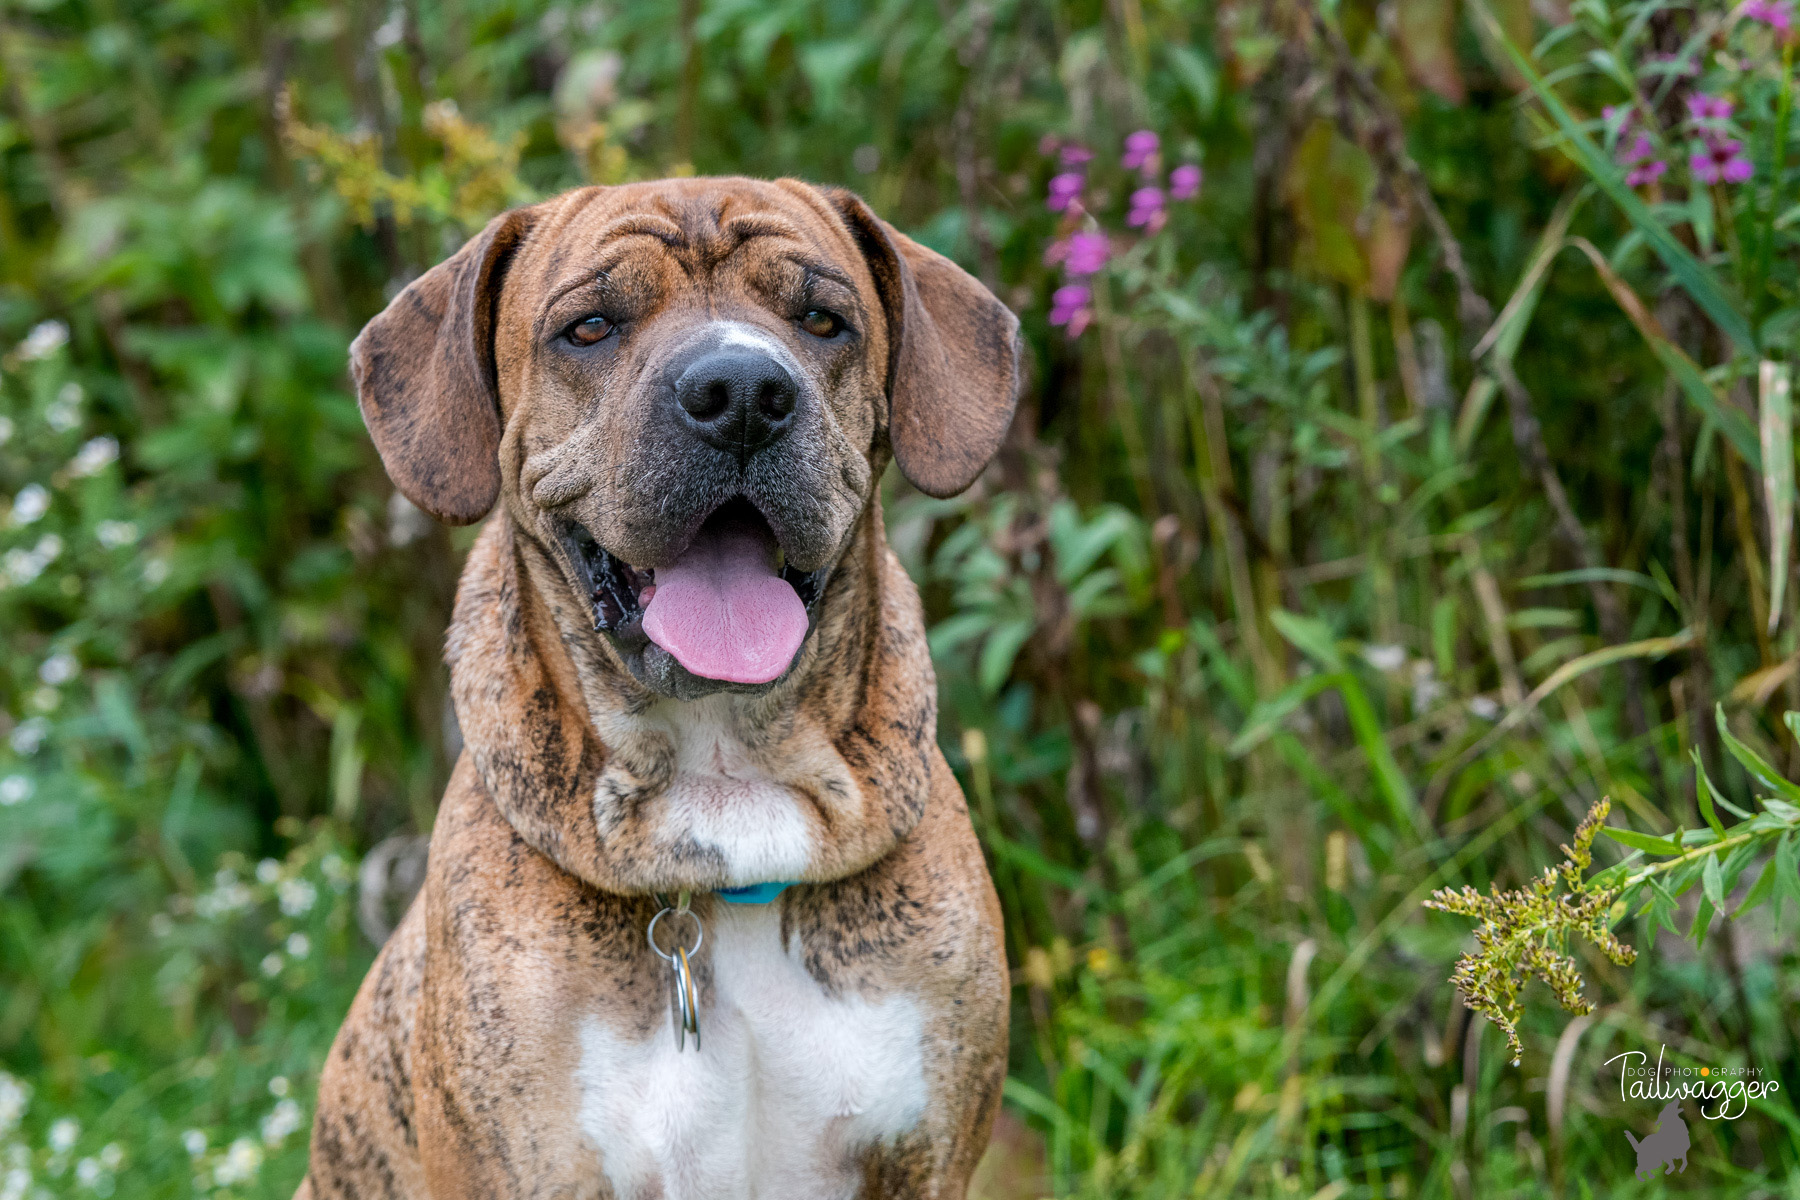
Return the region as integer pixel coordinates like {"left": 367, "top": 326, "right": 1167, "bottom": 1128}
{"left": 1, "top": 0, "right": 1799, "bottom": 1196}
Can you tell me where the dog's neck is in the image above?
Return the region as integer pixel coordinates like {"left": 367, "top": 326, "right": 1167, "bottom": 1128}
{"left": 445, "top": 502, "right": 940, "bottom": 896}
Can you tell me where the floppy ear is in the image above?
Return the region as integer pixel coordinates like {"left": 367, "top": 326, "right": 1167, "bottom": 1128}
{"left": 826, "top": 190, "right": 1022, "bottom": 498}
{"left": 348, "top": 206, "right": 538, "bottom": 525}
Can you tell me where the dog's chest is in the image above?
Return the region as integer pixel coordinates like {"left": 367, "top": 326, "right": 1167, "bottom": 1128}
{"left": 573, "top": 903, "right": 928, "bottom": 1200}
{"left": 649, "top": 695, "right": 821, "bottom": 883}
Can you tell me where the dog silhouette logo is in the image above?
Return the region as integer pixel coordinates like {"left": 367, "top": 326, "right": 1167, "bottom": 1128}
{"left": 1624, "top": 1100, "right": 1690, "bottom": 1179}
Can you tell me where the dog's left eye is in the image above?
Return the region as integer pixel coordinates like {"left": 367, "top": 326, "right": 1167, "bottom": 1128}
{"left": 799, "top": 309, "right": 844, "bottom": 339}
{"left": 568, "top": 316, "right": 615, "bottom": 346}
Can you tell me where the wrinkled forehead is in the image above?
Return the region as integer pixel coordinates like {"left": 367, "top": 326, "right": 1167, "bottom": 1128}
{"left": 502, "top": 178, "right": 877, "bottom": 332}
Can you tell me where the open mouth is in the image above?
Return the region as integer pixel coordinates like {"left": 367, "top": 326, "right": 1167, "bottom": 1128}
{"left": 563, "top": 498, "right": 829, "bottom": 686}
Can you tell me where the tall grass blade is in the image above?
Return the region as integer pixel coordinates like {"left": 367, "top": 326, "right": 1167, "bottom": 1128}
{"left": 1567, "top": 237, "right": 1760, "bottom": 467}
{"left": 1269, "top": 610, "right": 1425, "bottom": 836}
{"left": 1761, "top": 361, "right": 1794, "bottom": 635}
{"left": 1471, "top": 186, "right": 1587, "bottom": 362}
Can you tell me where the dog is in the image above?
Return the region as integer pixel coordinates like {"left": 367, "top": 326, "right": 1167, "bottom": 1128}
{"left": 298, "top": 177, "right": 1021, "bottom": 1200}
{"left": 1624, "top": 1100, "right": 1690, "bottom": 1179}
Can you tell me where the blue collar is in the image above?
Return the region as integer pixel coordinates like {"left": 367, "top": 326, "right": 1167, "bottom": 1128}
{"left": 713, "top": 881, "right": 796, "bottom": 905}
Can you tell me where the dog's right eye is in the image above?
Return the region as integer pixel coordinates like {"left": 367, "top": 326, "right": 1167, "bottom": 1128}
{"left": 567, "top": 316, "right": 615, "bottom": 346}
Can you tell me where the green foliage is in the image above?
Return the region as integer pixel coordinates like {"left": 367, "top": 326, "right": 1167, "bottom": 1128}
{"left": 2, "top": 1, "right": 1800, "bottom": 1198}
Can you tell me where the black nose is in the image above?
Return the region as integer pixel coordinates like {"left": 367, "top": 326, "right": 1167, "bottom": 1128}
{"left": 673, "top": 349, "right": 799, "bottom": 463}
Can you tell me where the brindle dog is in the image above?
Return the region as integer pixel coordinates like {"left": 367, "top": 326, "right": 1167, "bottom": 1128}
{"left": 299, "top": 178, "right": 1021, "bottom": 1200}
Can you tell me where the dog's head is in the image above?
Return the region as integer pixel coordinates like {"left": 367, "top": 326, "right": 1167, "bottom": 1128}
{"left": 352, "top": 178, "right": 1019, "bottom": 699}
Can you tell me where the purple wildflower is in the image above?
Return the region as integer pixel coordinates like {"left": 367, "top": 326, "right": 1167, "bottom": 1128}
{"left": 1126, "top": 186, "right": 1167, "bottom": 232}
{"left": 1626, "top": 159, "right": 1668, "bottom": 187}
{"left": 1046, "top": 172, "right": 1085, "bottom": 212}
{"left": 1686, "top": 94, "right": 1733, "bottom": 122}
{"left": 1121, "top": 130, "right": 1160, "bottom": 173}
{"left": 1170, "top": 163, "right": 1203, "bottom": 200}
{"left": 1692, "top": 137, "right": 1753, "bottom": 184}
{"left": 1058, "top": 144, "right": 1093, "bottom": 170}
{"left": 1064, "top": 231, "right": 1110, "bottom": 276}
{"left": 1744, "top": 0, "right": 1794, "bottom": 32}
{"left": 1049, "top": 284, "right": 1094, "bottom": 337}
{"left": 1619, "top": 132, "right": 1656, "bottom": 165}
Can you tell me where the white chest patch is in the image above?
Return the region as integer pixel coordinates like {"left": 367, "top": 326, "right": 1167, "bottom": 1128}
{"left": 650, "top": 696, "right": 818, "bottom": 884}
{"left": 574, "top": 904, "right": 928, "bottom": 1200}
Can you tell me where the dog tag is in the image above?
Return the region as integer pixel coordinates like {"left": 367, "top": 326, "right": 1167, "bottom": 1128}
{"left": 648, "top": 902, "right": 703, "bottom": 1052}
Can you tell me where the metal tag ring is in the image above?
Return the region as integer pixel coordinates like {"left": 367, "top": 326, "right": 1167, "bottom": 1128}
{"left": 647, "top": 906, "right": 704, "bottom": 962}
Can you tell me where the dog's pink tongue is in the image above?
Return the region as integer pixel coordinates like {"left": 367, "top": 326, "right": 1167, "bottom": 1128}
{"left": 642, "top": 518, "right": 808, "bottom": 684}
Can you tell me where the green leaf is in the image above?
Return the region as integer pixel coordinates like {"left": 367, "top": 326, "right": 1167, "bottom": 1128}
{"left": 1702, "top": 851, "right": 1725, "bottom": 910}
{"left": 1517, "top": 567, "right": 1663, "bottom": 594}
{"left": 1716, "top": 705, "right": 1800, "bottom": 805}
{"left": 977, "top": 618, "right": 1035, "bottom": 696}
{"left": 1735, "top": 856, "right": 1779, "bottom": 918}
{"left": 1776, "top": 832, "right": 1800, "bottom": 928}
{"left": 1228, "top": 672, "right": 1342, "bottom": 758}
{"left": 1464, "top": 0, "right": 1758, "bottom": 357}
{"left": 1693, "top": 749, "right": 1728, "bottom": 838}
{"left": 1601, "top": 825, "right": 1681, "bottom": 856}
{"left": 1270, "top": 609, "right": 1347, "bottom": 673}
{"left": 1692, "top": 894, "right": 1715, "bottom": 948}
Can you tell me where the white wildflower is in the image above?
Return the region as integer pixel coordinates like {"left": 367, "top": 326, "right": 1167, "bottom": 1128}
{"left": 1410, "top": 660, "right": 1446, "bottom": 713}
{"left": 9, "top": 719, "right": 49, "bottom": 756}
{"left": 0, "top": 776, "right": 32, "bottom": 807}
{"left": 47, "top": 1118, "right": 78, "bottom": 1153}
{"left": 45, "top": 382, "right": 82, "bottom": 431}
{"left": 0, "top": 1167, "right": 27, "bottom": 1200}
{"left": 1468, "top": 695, "right": 1501, "bottom": 721}
{"left": 0, "top": 1071, "right": 27, "bottom": 1133}
{"left": 29, "top": 687, "right": 59, "bottom": 714}
{"left": 38, "top": 653, "right": 78, "bottom": 686}
{"left": 260, "top": 952, "right": 284, "bottom": 978}
{"left": 320, "top": 854, "right": 351, "bottom": 889}
{"left": 211, "top": 1137, "right": 262, "bottom": 1186}
{"left": 1361, "top": 643, "right": 1406, "bottom": 672}
{"left": 67, "top": 437, "right": 117, "bottom": 478}
{"left": 9, "top": 484, "right": 49, "bottom": 527}
{"left": 72, "top": 1159, "right": 100, "bottom": 1189}
{"left": 142, "top": 557, "right": 169, "bottom": 586}
{"left": 387, "top": 491, "right": 431, "bottom": 547}
{"left": 260, "top": 1098, "right": 302, "bottom": 1147}
{"left": 16, "top": 321, "right": 69, "bottom": 362}
{"left": 94, "top": 521, "right": 137, "bottom": 548}
{"left": 267, "top": 1076, "right": 289, "bottom": 1098}
{"left": 255, "top": 858, "right": 281, "bottom": 884}
{"left": 285, "top": 932, "right": 310, "bottom": 959}
{"left": 278, "top": 877, "right": 316, "bottom": 917}
{"left": 3, "top": 533, "right": 63, "bottom": 588}
{"left": 180, "top": 1130, "right": 206, "bottom": 1159}
{"left": 194, "top": 871, "right": 253, "bottom": 920}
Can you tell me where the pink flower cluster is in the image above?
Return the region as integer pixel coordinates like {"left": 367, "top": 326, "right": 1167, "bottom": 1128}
{"left": 1686, "top": 94, "right": 1753, "bottom": 184}
{"left": 1607, "top": 94, "right": 1753, "bottom": 189}
{"left": 1743, "top": 0, "right": 1794, "bottom": 33}
{"left": 1039, "top": 131, "right": 1203, "bottom": 337}
{"left": 1607, "top": 106, "right": 1669, "bottom": 187}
